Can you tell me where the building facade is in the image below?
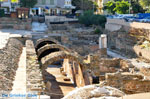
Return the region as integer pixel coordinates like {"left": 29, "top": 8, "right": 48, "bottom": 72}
{"left": 0, "top": 0, "right": 19, "bottom": 14}
{"left": 34, "top": 0, "right": 75, "bottom": 15}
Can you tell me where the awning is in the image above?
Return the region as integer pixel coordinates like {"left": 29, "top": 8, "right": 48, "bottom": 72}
{"left": 63, "top": 5, "right": 76, "bottom": 9}
{"left": 32, "top": 8, "right": 39, "bottom": 10}
{"left": 45, "top": 6, "right": 49, "bottom": 9}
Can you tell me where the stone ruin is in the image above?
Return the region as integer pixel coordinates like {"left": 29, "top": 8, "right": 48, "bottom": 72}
{"left": 33, "top": 33, "right": 150, "bottom": 98}
{"left": 0, "top": 24, "right": 150, "bottom": 99}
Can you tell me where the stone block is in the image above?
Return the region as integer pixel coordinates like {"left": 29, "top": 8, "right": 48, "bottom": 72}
{"left": 140, "top": 67, "right": 150, "bottom": 76}
{"left": 105, "top": 73, "right": 150, "bottom": 94}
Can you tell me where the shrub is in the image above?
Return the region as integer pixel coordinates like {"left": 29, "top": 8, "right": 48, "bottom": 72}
{"left": 79, "top": 10, "right": 93, "bottom": 26}
{"left": 78, "top": 10, "right": 107, "bottom": 28}
{"left": 0, "top": 9, "right": 5, "bottom": 17}
{"left": 94, "top": 28, "right": 103, "bottom": 34}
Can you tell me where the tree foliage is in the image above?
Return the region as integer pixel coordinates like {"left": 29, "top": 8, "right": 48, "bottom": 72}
{"left": 20, "top": 0, "right": 37, "bottom": 8}
{"left": 139, "top": 0, "right": 150, "bottom": 12}
{"left": 104, "top": 0, "right": 144, "bottom": 14}
{"left": 79, "top": 10, "right": 107, "bottom": 27}
{"left": 139, "top": 0, "right": 150, "bottom": 8}
{"left": 103, "top": 1, "right": 116, "bottom": 14}
{"left": 104, "top": 0, "right": 129, "bottom": 14}
{"left": 131, "top": 1, "right": 145, "bottom": 13}
{"left": 114, "top": 1, "right": 129, "bottom": 14}
{"left": 72, "top": 0, "right": 97, "bottom": 11}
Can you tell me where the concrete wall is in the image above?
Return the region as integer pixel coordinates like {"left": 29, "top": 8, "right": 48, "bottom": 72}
{"left": 106, "top": 19, "right": 150, "bottom": 60}
{"left": 106, "top": 19, "right": 150, "bottom": 32}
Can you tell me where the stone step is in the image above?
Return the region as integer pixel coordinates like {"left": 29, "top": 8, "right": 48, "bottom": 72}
{"left": 0, "top": 21, "right": 18, "bottom": 24}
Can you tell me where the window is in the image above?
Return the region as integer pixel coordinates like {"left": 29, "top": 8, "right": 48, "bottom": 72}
{"left": 50, "top": 0, "right": 54, "bottom": 5}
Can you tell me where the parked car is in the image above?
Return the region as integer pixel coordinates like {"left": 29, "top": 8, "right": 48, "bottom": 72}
{"left": 106, "top": 15, "right": 113, "bottom": 19}
{"left": 65, "top": 14, "right": 76, "bottom": 18}
{"left": 124, "top": 16, "right": 137, "bottom": 22}
{"left": 140, "top": 17, "right": 150, "bottom": 23}
{"left": 113, "top": 15, "right": 124, "bottom": 19}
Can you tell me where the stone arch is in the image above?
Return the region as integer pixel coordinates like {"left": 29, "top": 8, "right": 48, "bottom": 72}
{"left": 41, "top": 51, "right": 90, "bottom": 87}
{"left": 35, "top": 37, "right": 60, "bottom": 51}
{"left": 37, "top": 44, "right": 71, "bottom": 60}
{"left": 41, "top": 51, "right": 84, "bottom": 69}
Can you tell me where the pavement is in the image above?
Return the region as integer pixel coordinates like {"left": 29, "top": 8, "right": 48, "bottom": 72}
{"left": 32, "top": 22, "right": 48, "bottom": 32}
{"left": 10, "top": 47, "right": 26, "bottom": 98}
{"left": 46, "top": 65, "right": 75, "bottom": 99}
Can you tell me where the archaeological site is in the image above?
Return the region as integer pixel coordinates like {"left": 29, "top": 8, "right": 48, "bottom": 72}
{"left": 0, "top": 16, "right": 150, "bottom": 99}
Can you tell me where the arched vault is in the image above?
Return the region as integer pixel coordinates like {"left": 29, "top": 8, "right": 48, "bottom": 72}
{"left": 37, "top": 44, "right": 72, "bottom": 60}
{"left": 35, "top": 37, "right": 60, "bottom": 51}
{"left": 41, "top": 51, "right": 85, "bottom": 70}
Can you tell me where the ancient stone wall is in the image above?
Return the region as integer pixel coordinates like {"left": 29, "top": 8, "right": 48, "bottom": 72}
{"left": 105, "top": 73, "right": 150, "bottom": 94}
{"left": 0, "top": 18, "right": 31, "bottom": 30}
{"left": 106, "top": 19, "right": 150, "bottom": 60}
{"left": 26, "top": 40, "right": 45, "bottom": 94}
{"left": 106, "top": 19, "right": 150, "bottom": 31}
{"left": 0, "top": 38, "right": 23, "bottom": 92}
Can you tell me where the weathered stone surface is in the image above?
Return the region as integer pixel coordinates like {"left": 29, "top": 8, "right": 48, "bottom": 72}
{"left": 140, "top": 67, "right": 150, "bottom": 76}
{"left": 63, "top": 85, "right": 125, "bottom": 99}
{"left": 0, "top": 38, "right": 24, "bottom": 92}
{"left": 37, "top": 44, "right": 72, "bottom": 60}
{"left": 87, "top": 58, "right": 122, "bottom": 76}
{"left": 0, "top": 18, "right": 31, "bottom": 30}
{"left": 35, "top": 37, "right": 60, "bottom": 51}
{"left": 41, "top": 51, "right": 85, "bottom": 70}
{"left": 105, "top": 72, "right": 150, "bottom": 94}
{"left": 26, "top": 40, "right": 45, "bottom": 93}
{"left": 133, "top": 45, "right": 150, "bottom": 61}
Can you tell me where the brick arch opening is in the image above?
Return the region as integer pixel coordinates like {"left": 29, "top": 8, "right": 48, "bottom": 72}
{"left": 35, "top": 37, "right": 60, "bottom": 51}
{"left": 41, "top": 51, "right": 90, "bottom": 87}
{"left": 38, "top": 48, "right": 60, "bottom": 61}
{"left": 37, "top": 44, "right": 71, "bottom": 60}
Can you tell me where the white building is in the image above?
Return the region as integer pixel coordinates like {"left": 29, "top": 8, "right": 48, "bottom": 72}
{"left": 1, "top": 0, "right": 19, "bottom": 14}
{"left": 34, "top": 0, "right": 75, "bottom": 15}
{"left": 1, "top": 0, "right": 11, "bottom": 14}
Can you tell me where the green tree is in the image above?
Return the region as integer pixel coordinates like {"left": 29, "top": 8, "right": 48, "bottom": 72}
{"left": 104, "top": 0, "right": 145, "bottom": 14}
{"left": 103, "top": 1, "right": 116, "bottom": 14}
{"left": 131, "top": 1, "right": 145, "bottom": 13}
{"left": 79, "top": 10, "right": 106, "bottom": 27}
{"left": 72, "top": 0, "right": 97, "bottom": 11}
{"left": 104, "top": 0, "right": 129, "bottom": 14}
{"left": 139, "top": 0, "right": 150, "bottom": 12}
{"left": 20, "top": 0, "right": 37, "bottom": 8}
{"left": 139, "top": 0, "right": 150, "bottom": 8}
{"left": 114, "top": 1, "right": 129, "bottom": 14}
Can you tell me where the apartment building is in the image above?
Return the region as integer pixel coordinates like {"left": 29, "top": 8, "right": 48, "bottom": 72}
{"left": 34, "top": 0, "right": 75, "bottom": 15}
